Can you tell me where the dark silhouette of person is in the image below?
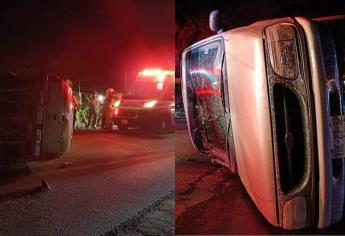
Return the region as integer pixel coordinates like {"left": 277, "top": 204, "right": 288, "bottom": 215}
{"left": 87, "top": 93, "right": 97, "bottom": 129}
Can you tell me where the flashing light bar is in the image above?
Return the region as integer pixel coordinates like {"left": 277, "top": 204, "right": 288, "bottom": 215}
{"left": 138, "top": 69, "right": 174, "bottom": 82}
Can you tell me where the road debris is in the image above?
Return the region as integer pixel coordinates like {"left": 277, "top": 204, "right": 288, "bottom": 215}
{"left": 40, "top": 179, "right": 51, "bottom": 190}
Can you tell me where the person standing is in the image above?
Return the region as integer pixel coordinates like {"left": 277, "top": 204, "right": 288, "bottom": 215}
{"left": 66, "top": 79, "right": 80, "bottom": 131}
{"left": 72, "top": 94, "right": 80, "bottom": 130}
{"left": 102, "top": 88, "right": 115, "bottom": 130}
{"left": 87, "top": 93, "right": 97, "bottom": 129}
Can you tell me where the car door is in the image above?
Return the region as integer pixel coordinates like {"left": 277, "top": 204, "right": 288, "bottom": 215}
{"left": 183, "top": 38, "right": 234, "bottom": 170}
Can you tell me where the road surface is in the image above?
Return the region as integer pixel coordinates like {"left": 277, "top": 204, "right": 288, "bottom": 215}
{"left": 0, "top": 129, "right": 174, "bottom": 236}
{"left": 175, "top": 121, "right": 345, "bottom": 235}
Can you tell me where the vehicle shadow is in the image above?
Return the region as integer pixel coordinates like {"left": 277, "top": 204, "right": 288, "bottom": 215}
{"left": 0, "top": 162, "right": 31, "bottom": 185}
{"left": 0, "top": 159, "right": 42, "bottom": 202}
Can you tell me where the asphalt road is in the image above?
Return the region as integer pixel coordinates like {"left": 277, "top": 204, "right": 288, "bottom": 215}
{"left": 0, "top": 129, "right": 174, "bottom": 236}
{"left": 175, "top": 121, "right": 345, "bottom": 235}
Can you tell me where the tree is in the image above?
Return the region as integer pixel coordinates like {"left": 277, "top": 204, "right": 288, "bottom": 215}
{"left": 175, "top": 11, "right": 213, "bottom": 77}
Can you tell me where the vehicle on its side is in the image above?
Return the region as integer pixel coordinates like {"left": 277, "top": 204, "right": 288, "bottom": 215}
{"left": 114, "top": 69, "right": 175, "bottom": 133}
{"left": 0, "top": 72, "right": 74, "bottom": 162}
{"left": 181, "top": 13, "right": 345, "bottom": 229}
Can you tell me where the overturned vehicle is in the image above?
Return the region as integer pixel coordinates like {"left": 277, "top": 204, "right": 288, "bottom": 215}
{"left": 182, "top": 14, "right": 345, "bottom": 229}
{"left": 0, "top": 72, "right": 74, "bottom": 163}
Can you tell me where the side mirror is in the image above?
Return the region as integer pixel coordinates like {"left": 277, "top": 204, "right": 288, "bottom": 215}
{"left": 209, "top": 10, "right": 224, "bottom": 34}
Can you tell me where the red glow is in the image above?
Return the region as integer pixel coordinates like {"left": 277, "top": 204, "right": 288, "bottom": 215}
{"left": 138, "top": 69, "right": 174, "bottom": 82}
{"left": 195, "top": 89, "right": 221, "bottom": 97}
{"left": 114, "top": 109, "right": 119, "bottom": 116}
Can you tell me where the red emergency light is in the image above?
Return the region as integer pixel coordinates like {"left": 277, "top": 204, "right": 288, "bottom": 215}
{"left": 138, "top": 69, "right": 174, "bottom": 82}
{"left": 195, "top": 89, "right": 221, "bottom": 97}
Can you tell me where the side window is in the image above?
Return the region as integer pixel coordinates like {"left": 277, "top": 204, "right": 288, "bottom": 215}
{"left": 187, "top": 40, "right": 223, "bottom": 99}
{"left": 185, "top": 39, "right": 227, "bottom": 145}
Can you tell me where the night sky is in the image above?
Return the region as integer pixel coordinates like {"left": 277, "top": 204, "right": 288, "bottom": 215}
{"left": 176, "top": 0, "right": 345, "bottom": 26}
{"left": 0, "top": 0, "right": 174, "bottom": 91}
{"left": 1, "top": 1, "right": 344, "bottom": 88}
{"left": 175, "top": 0, "right": 345, "bottom": 75}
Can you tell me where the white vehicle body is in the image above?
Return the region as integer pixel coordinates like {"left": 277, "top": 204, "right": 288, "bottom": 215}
{"left": 182, "top": 16, "right": 345, "bottom": 229}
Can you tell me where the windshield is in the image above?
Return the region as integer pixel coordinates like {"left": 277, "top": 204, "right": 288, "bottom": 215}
{"left": 125, "top": 78, "right": 168, "bottom": 99}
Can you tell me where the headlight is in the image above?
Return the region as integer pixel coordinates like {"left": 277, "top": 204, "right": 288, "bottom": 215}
{"left": 265, "top": 24, "right": 300, "bottom": 79}
{"left": 98, "top": 95, "right": 105, "bottom": 103}
{"left": 114, "top": 100, "right": 121, "bottom": 108}
{"left": 143, "top": 100, "right": 157, "bottom": 108}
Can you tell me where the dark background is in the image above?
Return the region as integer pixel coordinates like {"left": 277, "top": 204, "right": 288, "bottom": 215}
{"left": 0, "top": 0, "right": 174, "bottom": 91}
{"left": 175, "top": 0, "right": 345, "bottom": 76}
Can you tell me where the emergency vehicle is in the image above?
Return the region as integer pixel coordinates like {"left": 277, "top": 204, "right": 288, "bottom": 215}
{"left": 114, "top": 69, "right": 175, "bottom": 133}
{"left": 182, "top": 12, "right": 345, "bottom": 229}
{"left": 0, "top": 72, "right": 74, "bottom": 162}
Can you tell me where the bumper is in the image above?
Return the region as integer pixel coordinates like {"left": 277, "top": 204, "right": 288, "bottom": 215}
{"left": 114, "top": 109, "right": 173, "bottom": 128}
{"left": 296, "top": 17, "right": 345, "bottom": 228}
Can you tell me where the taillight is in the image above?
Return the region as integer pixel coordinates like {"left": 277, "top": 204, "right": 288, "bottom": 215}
{"left": 114, "top": 109, "right": 119, "bottom": 116}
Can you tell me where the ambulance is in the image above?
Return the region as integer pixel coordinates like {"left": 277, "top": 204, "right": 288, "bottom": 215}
{"left": 114, "top": 69, "right": 175, "bottom": 133}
